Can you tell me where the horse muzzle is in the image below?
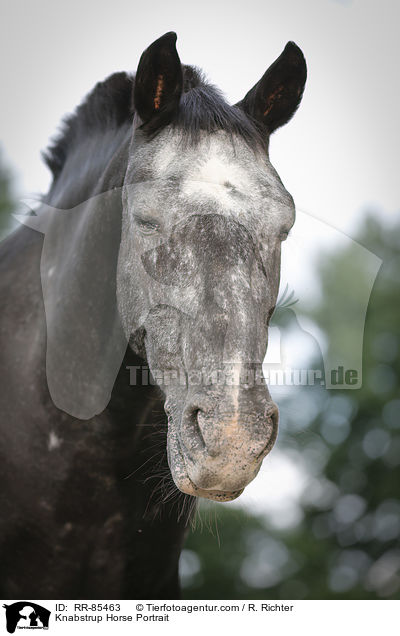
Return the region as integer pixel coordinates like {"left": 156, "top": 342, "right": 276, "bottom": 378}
{"left": 166, "top": 387, "right": 279, "bottom": 501}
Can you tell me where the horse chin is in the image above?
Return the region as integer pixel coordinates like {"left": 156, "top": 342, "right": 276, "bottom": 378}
{"left": 178, "top": 477, "right": 245, "bottom": 502}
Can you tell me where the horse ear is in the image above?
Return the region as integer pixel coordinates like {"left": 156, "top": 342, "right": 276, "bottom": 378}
{"left": 133, "top": 31, "right": 183, "bottom": 129}
{"left": 237, "top": 42, "right": 307, "bottom": 134}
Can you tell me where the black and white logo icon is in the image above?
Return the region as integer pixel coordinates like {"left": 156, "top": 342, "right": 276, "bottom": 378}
{"left": 2, "top": 602, "right": 50, "bottom": 633}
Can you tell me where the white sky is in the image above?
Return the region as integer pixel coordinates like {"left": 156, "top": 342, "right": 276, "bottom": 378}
{"left": 1, "top": 0, "right": 399, "bottom": 518}
{"left": 1, "top": 0, "right": 399, "bottom": 235}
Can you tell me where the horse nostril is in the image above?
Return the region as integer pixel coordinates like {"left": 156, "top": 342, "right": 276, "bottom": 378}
{"left": 268, "top": 405, "right": 279, "bottom": 429}
{"left": 182, "top": 405, "right": 207, "bottom": 453}
{"left": 257, "top": 404, "right": 279, "bottom": 459}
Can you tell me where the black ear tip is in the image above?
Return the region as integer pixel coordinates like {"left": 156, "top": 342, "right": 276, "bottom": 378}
{"left": 285, "top": 40, "right": 300, "bottom": 49}
{"left": 283, "top": 41, "right": 306, "bottom": 63}
{"left": 284, "top": 41, "right": 301, "bottom": 52}
{"left": 146, "top": 32, "right": 178, "bottom": 53}
{"left": 160, "top": 31, "right": 178, "bottom": 45}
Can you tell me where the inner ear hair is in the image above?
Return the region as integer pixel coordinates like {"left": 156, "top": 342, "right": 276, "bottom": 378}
{"left": 154, "top": 75, "right": 165, "bottom": 111}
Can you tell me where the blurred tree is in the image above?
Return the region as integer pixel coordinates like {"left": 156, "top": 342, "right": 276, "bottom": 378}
{"left": 0, "top": 147, "right": 16, "bottom": 240}
{"left": 183, "top": 212, "right": 400, "bottom": 599}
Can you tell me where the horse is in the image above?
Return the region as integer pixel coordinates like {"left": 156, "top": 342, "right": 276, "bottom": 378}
{"left": 0, "top": 32, "right": 306, "bottom": 598}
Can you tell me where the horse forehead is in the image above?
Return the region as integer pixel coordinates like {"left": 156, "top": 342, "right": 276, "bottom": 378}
{"left": 153, "top": 132, "right": 257, "bottom": 178}
{"left": 151, "top": 133, "right": 287, "bottom": 203}
{"left": 190, "top": 152, "right": 253, "bottom": 189}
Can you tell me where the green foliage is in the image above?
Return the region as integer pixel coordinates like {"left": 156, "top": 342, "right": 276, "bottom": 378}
{"left": 0, "top": 148, "right": 16, "bottom": 239}
{"left": 183, "top": 213, "right": 400, "bottom": 599}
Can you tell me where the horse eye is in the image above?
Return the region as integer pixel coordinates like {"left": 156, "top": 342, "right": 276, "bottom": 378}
{"left": 135, "top": 217, "right": 160, "bottom": 235}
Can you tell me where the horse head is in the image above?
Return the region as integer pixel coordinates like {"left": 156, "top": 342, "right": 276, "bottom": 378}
{"left": 117, "top": 33, "right": 307, "bottom": 500}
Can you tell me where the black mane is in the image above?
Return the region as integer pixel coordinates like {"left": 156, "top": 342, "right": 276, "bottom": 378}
{"left": 43, "top": 66, "right": 264, "bottom": 181}
{"left": 43, "top": 72, "right": 134, "bottom": 179}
